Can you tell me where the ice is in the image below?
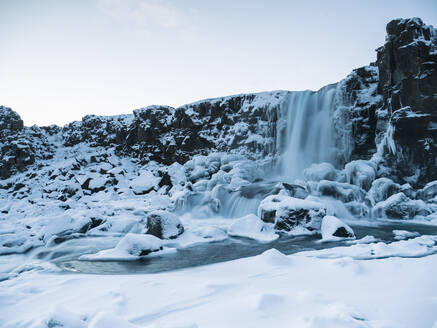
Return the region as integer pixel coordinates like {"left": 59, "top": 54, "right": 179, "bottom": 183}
{"left": 2, "top": 246, "right": 437, "bottom": 327}
{"left": 393, "top": 230, "right": 420, "bottom": 240}
{"left": 344, "top": 160, "right": 377, "bottom": 191}
{"left": 303, "top": 162, "right": 338, "bottom": 182}
{"left": 301, "top": 235, "right": 437, "bottom": 259}
{"left": 227, "top": 214, "right": 278, "bottom": 243}
{"left": 366, "top": 177, "right": 401, "bottom": 206}
{"left": 372, "top": 192, "right": 431, "bottom": 219}
{"left": 80, "top": 233, "right": 165, "bottom": 261}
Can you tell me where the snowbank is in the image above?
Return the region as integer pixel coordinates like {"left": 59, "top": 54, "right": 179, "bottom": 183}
{"left": 227, "top": 214, "right": 278, "bottom": 243}
{"left": 80, "top": 233, "right": 165, "bottom": 261}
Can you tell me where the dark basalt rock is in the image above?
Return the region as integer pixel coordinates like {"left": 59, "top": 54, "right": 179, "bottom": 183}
{"left": 375, "top": 18, "right": 437, "bottom": 186}
{"left": 333, "top": 226, "right": 353, "bottom": 238}
{"left": 145, "top": 210, "right": 184, "bottom": 240}
{"left": 0, "top": 106, "right": 24, "bottom": 132}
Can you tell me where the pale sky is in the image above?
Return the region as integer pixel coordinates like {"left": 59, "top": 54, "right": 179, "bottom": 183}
{"left": 1, "top": 0, "right": 436, "bottom": 126}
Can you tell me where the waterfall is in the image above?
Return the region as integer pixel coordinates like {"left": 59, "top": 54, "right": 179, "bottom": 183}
{"left": 277, "top": 85, "right": 338, "bottom": 180}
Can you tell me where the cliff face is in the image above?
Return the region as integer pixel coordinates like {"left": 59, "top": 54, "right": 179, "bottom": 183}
{"left": 376, "top": 18, "right": 437, "bottom": 185}
{"left": 1, "top": 18, "right": 436, "bottom": 187}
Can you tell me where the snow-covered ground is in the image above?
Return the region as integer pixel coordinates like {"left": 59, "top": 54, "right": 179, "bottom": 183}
{"left": 1, "top": 237, "right": 437, "bottom": 328}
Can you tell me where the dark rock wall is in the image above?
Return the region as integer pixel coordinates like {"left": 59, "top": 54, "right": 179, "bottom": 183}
{"left": 376, "top": 18, "right": 437, "bottom": 185}
{"left": 1, "top": 18, "right": 436, "bottom": 187}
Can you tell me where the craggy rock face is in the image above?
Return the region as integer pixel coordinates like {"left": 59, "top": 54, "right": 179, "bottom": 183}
{"left": 61, "top": 93, "right": 285, "bottom": 166}
{"left": 0, "top": 107, "right": 55, "bottom": 179}
{"left": 376, "top": 18, "right": 437, "bottom": 185}
{"left": 1, "top": 18, "right": 436, "bottom": 189}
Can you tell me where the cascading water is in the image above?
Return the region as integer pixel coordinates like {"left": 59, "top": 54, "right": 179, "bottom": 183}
{"left": 277, "top": 85, "right": 339, "bottom": 180}
{"left": 179, "top": 85, "right": 341, "bottom": 219}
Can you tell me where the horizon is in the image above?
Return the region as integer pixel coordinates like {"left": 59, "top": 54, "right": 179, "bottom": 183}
{"left": 1, "top": 0, "right": 436, "bottom": 126}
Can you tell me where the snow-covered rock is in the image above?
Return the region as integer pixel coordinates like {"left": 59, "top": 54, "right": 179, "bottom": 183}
{"left": 303, "top": 162, "right": 338, "bottom": 182}
{"left": 321, "top": 216, "right": 355, "bottom": 241}
{"left": 227, "top": 214, "right": 278, "bottom": 243}
{"left": 417, "top": 180, "right": 437, "bottom": 201}
{"left": 344, "top": 160, "right": 377, "bottom": 191}
{"left": 317, "top": 180, "right": 365, "bottom": 203}
{"left": 81, "top": 233, "right": 164, "bottom": 260}
{"left": 144, "top": 210, "right": 184, "bottom": 239}
{"left": 372, "top": 192, "right": 431, "bottom": 219}
{"left": 129, "top": 170, "right": 161, "bottom": 195}
{"left": 366, "top": 177, "right": 401, "bottom": 206}
{"left": 258, "top": 195, "right": 326, "bottom": 232}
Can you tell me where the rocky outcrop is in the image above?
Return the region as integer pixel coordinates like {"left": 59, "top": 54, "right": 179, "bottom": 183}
{"left": 376, "top": 18, "right": 437, "bottom": 186}
{"left": 1, "top": 18, "right": 435, "bottom": 192}
{"left": 60, "top": 93, "right": 285, "bottom": 166}
{"left": 0, "top": 107, "right": 55, "bottom": 179}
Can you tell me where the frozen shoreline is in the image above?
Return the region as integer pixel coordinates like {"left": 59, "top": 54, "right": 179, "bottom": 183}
{"left": 1, "top": 237, "right": 437, "bottom": 328}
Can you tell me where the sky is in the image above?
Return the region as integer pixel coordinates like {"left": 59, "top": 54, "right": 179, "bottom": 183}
{"left": 1, "top": 0, "right": 436, "bottom": 126}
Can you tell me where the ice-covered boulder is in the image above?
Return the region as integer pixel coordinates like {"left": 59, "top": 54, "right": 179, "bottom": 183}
{"left": 303, "top": 162, "right": 338, "bottom": 182}
{"left": 258, "top": 195, "right": 326, "bottom": 232}
{"left": 317, "top": 180, "right": 366, "bottom": 202}
{"left": 144, "top": 210, "right": 184, "bottom": 239}
{"left": 366, "top": 177, "right": 401, "bottom": 206}
{"left": 344, "top": 160, "right": 377, "bottom": 191}
{"left": 129, "top": 170, "right": 161, "bottom": 195}
{"left": 81, "top": 233, "right": 164, "bottom": 260}
{"left": 417, "top": 181, "right": 437, "bottom": 201}
{"left": 372, "top": 192, "right": 431, "bottom": 219}
{"left": 321, "top": 216, "right": 355, "bottom": 240}
{"left": 227, "top": 214, "right": 278, "bottom": 243}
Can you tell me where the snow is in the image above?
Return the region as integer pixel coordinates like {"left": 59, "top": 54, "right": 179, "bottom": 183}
{"left": 303, "top": 162, "right": 337, "bottom": 182}
{"left": 130, "top": 171, "right": 161, "bottom": 194}
{"left": 227, "top": 214, "right": 278, "bottom": 243}
{"left": 144, "top": 210, "right": 184, "bottom": 240}
{"left": 2, "top": 245, "right": 437, "bottom": 327}
{"left": 321, "top": 216, "right": 355, "bottom": 241}
{"left": 366, "top": 177, "right": 401, "bottom": 206}
{"left": 80, "top": 233, "right": 165, "bottom": 261}
{"left": 372, "top": 192, "right": 430, "bottom": 219}
{"left": 393, "top": 230, "right": 420, "bottom": 240}
{"left": 344, "top": 160, "right": 377, "bottom": 191}
{"left": 302, "top": 235, "right": 437, "bottom": 259}
{"left": 88, "top": 176, "right": 108, "bottom": 190}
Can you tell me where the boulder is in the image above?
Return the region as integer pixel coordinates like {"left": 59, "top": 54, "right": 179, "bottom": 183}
{"left": 321, "top": 216, "right": 355, "bottom": 240}
{"left": 144, "top": 210, "right": 184, "bottom": 239}
{"left": 317, "top": 180, "right": 366, "bottom": 202}
{"left": 344, "top": 160, "right": 377, "bottom": 191}
{"left": 366, "top": 177, "right": 401, "bottom": 206}
{"left": 129, "top": 171, "right": 161, "bottom": 195}
{"left": 227, "top": 214, "right": 278, "bottom": 243}
{"left": 417, "top": 181, "right": 437, "bottom": 201}
{"left": 372, "top": 192, "right": 431, "bottom": 219}
{"left": 303, "top": 162, "right": 338, "bottom": 182}
{"left": 258, "top": 195, "right": 326, "bottom": 232}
